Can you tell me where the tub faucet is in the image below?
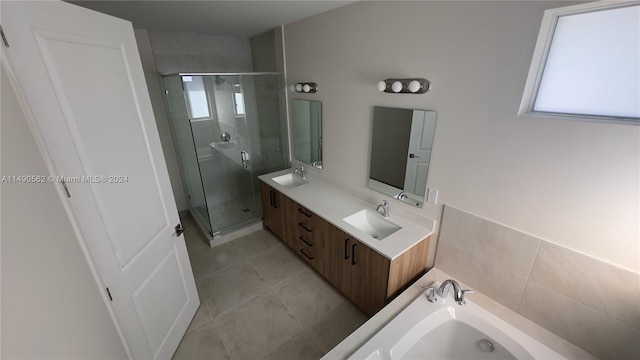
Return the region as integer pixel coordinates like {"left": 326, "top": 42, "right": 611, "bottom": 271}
{"left": 395, "top": 191, "right": 407, "bottom": 201}
{"left": 293, "top": 165, "right": 306, "bottom": 179}
{"left": 376, "top": 200, "right": 390, "bottom": 218}
{"left": 438, "top": 279, "right": 474, "bottom": 305}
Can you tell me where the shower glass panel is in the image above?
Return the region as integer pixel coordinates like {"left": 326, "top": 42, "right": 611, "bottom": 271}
{"left": 164, "top": 76, "right": 211, "bottom": 234}
{"left": 164, "top": 73, "right": 289, "bottom": 237}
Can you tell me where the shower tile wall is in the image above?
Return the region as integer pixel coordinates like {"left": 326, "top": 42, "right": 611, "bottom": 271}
{"left": 148, "top": 30, "right": 254, "bottom": 74}
{"left": 435, "top": 205, "right": 640, "bottom": 360}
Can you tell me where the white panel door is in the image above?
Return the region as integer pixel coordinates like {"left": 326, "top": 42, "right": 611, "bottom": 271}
{"left": 2, "top": 1, "right": 199, "bottom": 358}
{"left": 404, "top": 111, "right": 433, "bottom": 196}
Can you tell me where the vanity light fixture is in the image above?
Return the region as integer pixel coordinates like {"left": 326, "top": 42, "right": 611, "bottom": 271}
{"left": 289, "top": 82, "right": 318, "bottom": 93}
{"left": 377, "top": 78, "right": 430, "bottom": 94}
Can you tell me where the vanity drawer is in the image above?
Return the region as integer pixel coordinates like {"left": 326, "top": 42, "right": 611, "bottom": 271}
{"left": 290, "top": 202, "right": 324, "bottom": 274}
{"left": 292, "top": 204, "right": 318, "bottom": 241}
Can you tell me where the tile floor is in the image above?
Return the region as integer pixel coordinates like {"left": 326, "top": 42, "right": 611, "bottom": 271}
{"left": 174, "top": 214, "right": 368, "bottom": 360}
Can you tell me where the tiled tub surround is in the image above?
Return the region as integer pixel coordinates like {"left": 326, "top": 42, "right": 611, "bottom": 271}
{"left": 258, "top": 169, "right": 435, "bottom": 260}
{"left": 323, "top": 268, "right": 596, "bottom": 360}
{"left": 436, "top": 205, "right": 640, "bottom": 360}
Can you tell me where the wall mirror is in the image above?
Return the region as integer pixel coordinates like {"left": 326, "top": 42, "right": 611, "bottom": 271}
{"left": 292, "top": 99, "right": 323, "bottom": 168}
{"left": 369, "top": 106, "right": 437, "bottom": 208}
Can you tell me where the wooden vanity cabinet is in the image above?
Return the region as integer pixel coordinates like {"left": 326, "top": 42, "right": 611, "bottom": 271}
{"left": 260, "top": 182, "right": 286, "bottom": 240}
{"left": 260, "top": 182, "right": 430, "bottom": 317}
{"left": 326, "top": 227, "right": 390, "bottom": 316}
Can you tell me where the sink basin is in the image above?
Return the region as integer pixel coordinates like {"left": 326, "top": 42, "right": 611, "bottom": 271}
{"left": 343, "top": 209, "right": 402, "bottom": 240}
{"left": 272, "top": 173, "right": 308, "bottom": 188}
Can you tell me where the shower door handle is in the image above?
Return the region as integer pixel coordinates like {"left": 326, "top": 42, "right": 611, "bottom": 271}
{"left": 240, "top": 151, "right": 249, "bottom": 168}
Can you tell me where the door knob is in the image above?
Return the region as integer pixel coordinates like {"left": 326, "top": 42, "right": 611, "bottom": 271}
{"left": 174, "top": 223, "right": 185, "bottom": 237}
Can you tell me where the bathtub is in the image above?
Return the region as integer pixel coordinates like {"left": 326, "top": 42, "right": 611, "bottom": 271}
{"left": 348, "top": 283, "right": 565, "bottom": 360}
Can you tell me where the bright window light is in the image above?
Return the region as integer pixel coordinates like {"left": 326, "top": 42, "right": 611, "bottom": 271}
{"left": 520, "top": 1, "right": 640, "bottom": 123}
{"left": 182, "top": 76, "right": 210, "bottom": 119}
{"left": 234, "top": 92, "right": 245, "bottom": 115}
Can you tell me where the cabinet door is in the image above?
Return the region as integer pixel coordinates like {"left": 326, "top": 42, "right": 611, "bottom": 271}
{"left": 323, "top": 226, "right": 353, "bottom": 297}
{"left": 270, "top": 188, "right": 286, "bottom": 239}
{"left": 281, "top": 195, "right": 297, "bottom": 249}
{"left": 260, "top": 182, "right": 285, "bottom": 239}
{"left": 260, "top": 182, "right": 275, "bottom": 230}
{"left": 350, "top": 238, "right": 390, "bottom": 316}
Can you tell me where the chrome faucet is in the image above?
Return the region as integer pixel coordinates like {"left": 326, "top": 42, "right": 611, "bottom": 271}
{"left": 293, "top": 165, "right": 306, "bottom": 180}
{"left": 422, "top": 286, "right": 438, "bottom": 303}
{"left": 376, "top": 200, "right": 390, "bottom": 218}
{"left": 438, "top": 279, "right": 474, "bottom": 305}
{"left": 395, "top": 191, "right": 407, "bottom": 201}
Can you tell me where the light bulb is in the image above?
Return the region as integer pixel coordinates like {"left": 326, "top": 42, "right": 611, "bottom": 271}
{"left": 408, "top": 80, "right": 421, "bottom": 93}
{"left": 288, "top": 85, "right": 295, "bottom": 92}
{"left": 391, "top": 81, "right": 403, "bottom": 93}
{"left": 295, "top": 83, "right": 303, "bottom": 92}
{"left": 377, "top": 81, "right": 387, "bottom": 92}
{"left": 302, "top": 84, "right": 311, "bottom": 93}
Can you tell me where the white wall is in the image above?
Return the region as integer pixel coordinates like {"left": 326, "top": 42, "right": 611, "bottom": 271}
{"left": 284, "top": 1, "right": 640, "bottom": 273}
{"left": 1, "top": 65, "right": 127, "bottom": 359}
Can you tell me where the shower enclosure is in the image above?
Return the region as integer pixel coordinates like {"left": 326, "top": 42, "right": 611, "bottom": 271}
{"left": 163, "top": 73, "right": 289, "bottom": 237}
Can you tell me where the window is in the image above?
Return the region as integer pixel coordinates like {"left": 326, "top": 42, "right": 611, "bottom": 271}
{"left": 182, "top": 76, "right": 211, "bottom": 119}
{"left": 233, "top": 84, "right": 245, "bottom": 115}
{"left": 520, "top": 1, "right": 640, "bottom": 124}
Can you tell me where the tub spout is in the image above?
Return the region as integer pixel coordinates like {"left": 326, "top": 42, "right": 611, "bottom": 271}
{"left": 438, "top": 279, "right": 474, "bottom": 305}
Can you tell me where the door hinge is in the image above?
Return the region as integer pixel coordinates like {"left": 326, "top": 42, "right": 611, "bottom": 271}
{"left": 106, "top": 287, "right": 113, "bottom": 301}
{"left": 0, "top": 25, "right": 9, "bottom": 48}
{"left": 61, "top": 179, "right": 71, "bottom": 198}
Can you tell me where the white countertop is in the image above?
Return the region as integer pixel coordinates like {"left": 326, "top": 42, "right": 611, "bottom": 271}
{"left": 258, "top": 168, "right": 434, "bottom": 260}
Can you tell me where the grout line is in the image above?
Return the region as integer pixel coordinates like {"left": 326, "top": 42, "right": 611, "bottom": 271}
{"left": 516, "top": 240, "right": 543, "bottom": 313}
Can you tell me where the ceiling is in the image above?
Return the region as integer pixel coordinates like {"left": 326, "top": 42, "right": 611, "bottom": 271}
{"left": 69, "top": 0, "right": 356, "bottom": 37}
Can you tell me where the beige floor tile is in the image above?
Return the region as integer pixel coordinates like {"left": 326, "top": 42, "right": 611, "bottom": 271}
{"left": 185, "top": 302, "right": 216, "bottom": 332}
{"left": 307, "top": 302, "right": 368, "bottom": 353}
{"left": 182, "top": 222, "right": 210, "bottom": 253}
{"left": 274, "top": 268, "right": 347, "bottom": 324}
{"left": 172, "top": 320, "right": 229, "bottom": 360}
{"left": 214, "top": 290, "right": 304, "bottom": 360}
{"left": 188, "top": 241, "right": 245, "bottom": 279}
{"left": 263, "top": 331, "right": 326, "bottom": 360}
{"left": 249, "top": 243, "right": 308, "bottom": 285}
{"left": 198, "top": 261, "right": 269, "bottom": 316}
{"left": 233, "top": 229, "right": 281, "bottom": 258}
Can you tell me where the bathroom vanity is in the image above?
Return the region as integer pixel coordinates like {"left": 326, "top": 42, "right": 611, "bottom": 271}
{"left": 259, "top": 169, "right": 433, "bottom": 316}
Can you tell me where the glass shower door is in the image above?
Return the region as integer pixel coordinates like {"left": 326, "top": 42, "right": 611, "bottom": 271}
{"left": 164, "top": 75, "right": 212, "bottom": 235}
{"left": 199, "top": 74, "right": 258, "bottom": 233}
{"left": 165, "top": 72, "right": 289, "bottom": 237}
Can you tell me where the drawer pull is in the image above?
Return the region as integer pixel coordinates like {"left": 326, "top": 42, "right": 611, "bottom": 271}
{"left": 300, "top": 249, "right": 314, "bottom": 260}
{"left": 269, "top": 190, "right": 278, "bottom": 208}
{"left": 344, "top": 238, "right": 350, "bottom": 260}
{"left": 351, "top": 243, "right": 357, "bottom": 265}
{"left": 299, "top": 235, "right": 313, "bottom": 247}
{"left": 297, "top": 208, "right": 312, "bottom": 218}
{"left": 298, "top": 222, "right": 313, "bottom": 233}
